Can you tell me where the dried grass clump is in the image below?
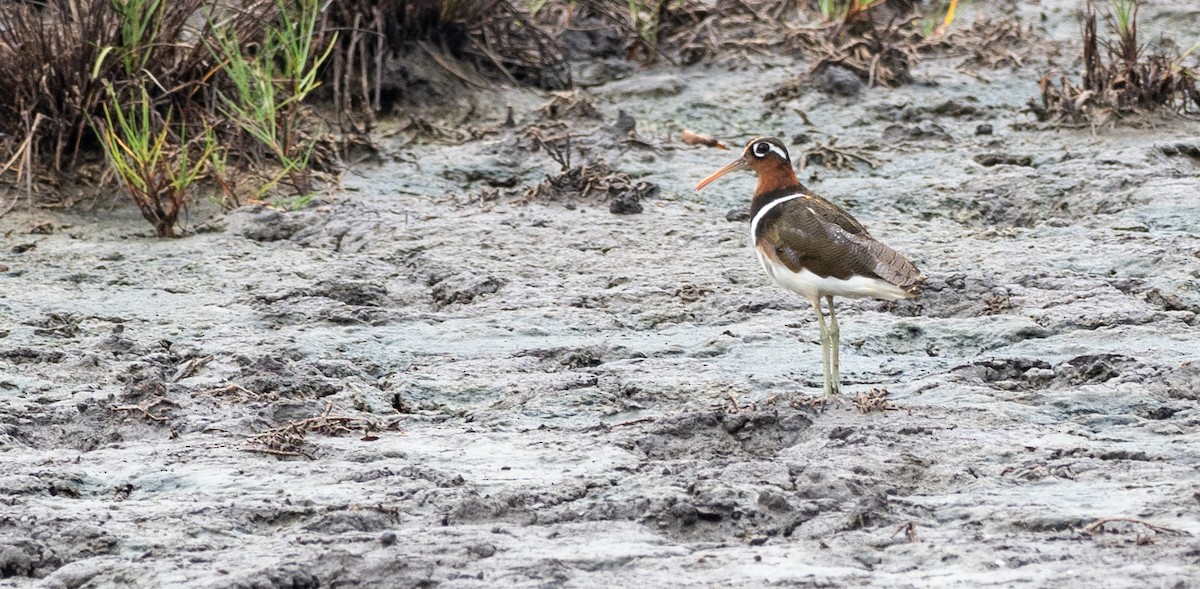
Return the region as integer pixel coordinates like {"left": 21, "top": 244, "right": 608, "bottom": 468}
{"left": 1033, "top": 0, "right": 1200, "bottom": 125}
{"left": 0, "top": 0, "right": 349, "bottom": 234}
{"left": 0, "top": 0, "right": 272, "bottom": 176}
{"left": 326, "top": 0, "right": 567, "bottom": 119}
{"left": 809, "top": 0, "right": 924, "bottom": 88}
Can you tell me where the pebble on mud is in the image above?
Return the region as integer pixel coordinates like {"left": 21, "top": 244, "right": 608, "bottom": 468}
{"left": 380, "top": 531, "right": 397, "bottom": 546}
{"left": 609, "top": 193, "right": 643, "bottom": 214}
{"left": 726, "top": 209, "right": 751, "bottom": 222}
{"left": 813, "top": 63, "right": 864, "bottom": 97}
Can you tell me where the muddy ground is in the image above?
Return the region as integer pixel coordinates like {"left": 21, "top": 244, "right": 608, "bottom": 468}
{"left": 3, "top": 2, "right": 1200, "bottom": 588}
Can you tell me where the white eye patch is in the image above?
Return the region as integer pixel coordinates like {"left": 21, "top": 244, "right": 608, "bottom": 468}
{"left": 752, "top": 141, "right": 788, "bottom": 160}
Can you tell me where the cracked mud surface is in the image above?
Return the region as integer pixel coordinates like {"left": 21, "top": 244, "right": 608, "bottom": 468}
{"left": 3, "top": 2, "right": 1200, "bottom": 587}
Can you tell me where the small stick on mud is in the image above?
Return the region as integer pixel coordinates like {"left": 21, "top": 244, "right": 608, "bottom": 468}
{"left": 892, "top": 521, "right": 920, "bottom": 542}
{"left": 171, "top": 355, "right": 214, "bottom": 382}
{"left": 680, "top": 130, "right": 728, "bottom": 150}
{"left": 598, "top": 416, "right": 657, "bottom": 431}
{"left": 197, "top": 383, "right": 270, "bottom": 401}
{"left": 720, "top": 392, "right": 756, "bottom": 414}
{"left": 112, "top": 397, "right": 175, "bottom": 422}
{"left": 1081, "top": 517, "right": 1191, "bottom": 537}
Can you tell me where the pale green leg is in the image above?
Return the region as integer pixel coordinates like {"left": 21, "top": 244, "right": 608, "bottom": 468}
{"left": 826, "top": 295, "right": 842, "bottom": 396}
{"left": 810, "top": 298, "right": 833, "bottom": 398}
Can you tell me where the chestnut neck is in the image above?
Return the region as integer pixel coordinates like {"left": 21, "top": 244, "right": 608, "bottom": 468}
{"left": 750, "top": 160, "right": 805, "bottom": 216}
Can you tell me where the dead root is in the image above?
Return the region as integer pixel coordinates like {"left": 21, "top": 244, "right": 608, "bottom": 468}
{"left": 719, "top": 392, "right": 757, "bottom": 414}
{"left": 1081, "top": 517, "right": 1191, "bottom": 537}
{"left": 788, "top": 394, "right": 835, "bottom": 412}
{"left": 812, "top": 16, "right": 921, "bottom": 89}
{"left": 854, "top": 388, "right": 898, "bottom": 414}
{"left": 800, "top": 138, "right": 881, "bottom": 171}
{"left": 242, "top": 401, "right": 385, "bottom": 460}
{"left": 892, "top": 521, "right": 920, "bottom": 542}
{"left": 922, "top": 17, "right": 1041, "bottom": 71}
{"left": 111, "top": 397, "right": 177, "bottom": 423}
{"left": 519, "top": 161, "right": 658, "bottom": 214}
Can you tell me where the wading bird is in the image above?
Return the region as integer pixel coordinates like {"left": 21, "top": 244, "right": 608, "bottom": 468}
{"left": 696, "top": 137, "right": 924, "bottom": 399}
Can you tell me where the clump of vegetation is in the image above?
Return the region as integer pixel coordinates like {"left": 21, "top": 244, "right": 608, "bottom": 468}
{"left": 0, "top": 0, "right": 1085, "bottom": 236}
{"left": 0, "top": 0, "right": 231, "bottom": 186}
{"left": 211, "top": 0, "right": 333, "bottom": 199}
{"left": 813, "top": 0, "right": 925, "bottom": 88}
{"left": 1033, "top": 0, "right": 1200, "bottom": 124}
{"left": 95, "top": 88, "right": 215, "bottom": 237}
{"left": 324, "top": 0, "right": 568, "bottom": 119}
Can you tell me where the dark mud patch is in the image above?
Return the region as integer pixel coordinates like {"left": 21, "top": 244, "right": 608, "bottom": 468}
{"left": 232, "top": 353, "right": 345, "bottom": 400}
{"left": 0, "top": 524, "right": 118, "bottom": 580}
{"left": 882, "top": 122, "right": 953, "bottom": 143}
{"left": 227, "top": 204, "right": 383, "bottom": 252}
{"left": 518, "top": 345, "right": 642, "bottom": 370}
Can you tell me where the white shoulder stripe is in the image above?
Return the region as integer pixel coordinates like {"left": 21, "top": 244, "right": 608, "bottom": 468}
{"left": 749, "top": 194, "right": 806, "bottom": 245}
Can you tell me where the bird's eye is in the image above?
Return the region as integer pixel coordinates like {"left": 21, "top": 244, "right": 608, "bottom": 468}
{"left": 752, "top": 142, "right": 771, "bottom": 158}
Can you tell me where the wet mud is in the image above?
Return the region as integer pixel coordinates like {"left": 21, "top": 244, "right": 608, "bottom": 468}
{"left": 3, "top": 1, "right": 1200, "bottom": 587}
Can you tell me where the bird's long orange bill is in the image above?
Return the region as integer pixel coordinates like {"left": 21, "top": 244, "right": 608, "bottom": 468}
{"left": 694, "top": 157, "right": 748, "bottom": 191}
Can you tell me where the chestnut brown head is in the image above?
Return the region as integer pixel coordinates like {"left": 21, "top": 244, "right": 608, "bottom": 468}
{"left": 694, "top": 137, "right": 797, "bottom": 193}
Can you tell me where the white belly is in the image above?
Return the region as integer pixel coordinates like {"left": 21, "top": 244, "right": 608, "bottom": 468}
{"left": 754, "top": 248, "right": 910, "bottom": 302}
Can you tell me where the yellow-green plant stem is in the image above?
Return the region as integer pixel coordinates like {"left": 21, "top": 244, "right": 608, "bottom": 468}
{"left": 95, "top": 86, "right": 214, "bottom": 237}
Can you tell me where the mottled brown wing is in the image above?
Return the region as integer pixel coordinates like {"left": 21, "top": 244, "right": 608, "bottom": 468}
{"left": 804, "top": 193, "right": 871, "bottom": 236}
{"left": 759, "top": 197, "right": 924, "bottom": 290}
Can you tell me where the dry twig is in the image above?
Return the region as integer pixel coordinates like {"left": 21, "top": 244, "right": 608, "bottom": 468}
{"left": 892, "top": 521, "right": 920, "bottom": 542}
{"left": 1082, "top": 517, "right": 1191, "bottom": 536}
{"left": 112, "top": 397, "right": 176, "bottom": 422}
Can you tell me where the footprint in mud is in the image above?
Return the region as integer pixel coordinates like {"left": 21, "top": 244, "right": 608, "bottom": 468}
{"left": 428, "top": 271, "right": 504, "bottom": 307}
{"left": 953, "top": 353, "right": 1176, "bottom": 393}
{"left": 254, "top": 279, "right": 394, "bottom": 325}
{"left": 627, "top": 409, "right": 813, "bottom": 460}
{"left": 233, "top": 354, "right": 342, "bottom": 399}
{"left": 885, "top": 272, "right": 1015, "bottom": 318}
